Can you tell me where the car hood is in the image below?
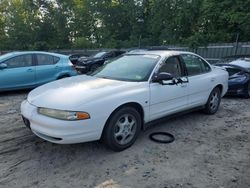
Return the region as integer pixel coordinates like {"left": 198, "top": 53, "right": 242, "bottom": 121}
{"left": 28, "top": 75, "right": 141, "bottom": 110}
{"left": 230, "top": 59, "right": 250, "bottom": 69}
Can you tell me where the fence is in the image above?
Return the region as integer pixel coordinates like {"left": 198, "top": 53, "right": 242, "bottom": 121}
{"left": 53, "top": 42, "right": 250, "bottom": 63}
{"left": 1, "top": 42, "right": 250, "bottom": 64}
{"left": 167, "top": 42, "right": 250, "bottom": 63}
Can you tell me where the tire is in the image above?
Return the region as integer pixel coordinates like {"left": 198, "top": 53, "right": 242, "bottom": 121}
{"left": 102, "top": 107, "right": 142, "bottom": 152}
{"left": 203, "top": 87, "right": 221, "bottom": 114}
{"left": 244, "top": 82, "right": 250, "bottom": 98}
{"left": 90, "top": 64, "right": 100, "bottom": 72}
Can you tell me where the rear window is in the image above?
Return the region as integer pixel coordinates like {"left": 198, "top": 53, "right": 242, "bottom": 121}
{"left": 181, "top": 54, "right": 211, "bottom": 76}
{"left": 36, "top": 54, "right": 60, "bottom": 65}
{"left": 54, "top": 57, "right": 60, "bottom": 64}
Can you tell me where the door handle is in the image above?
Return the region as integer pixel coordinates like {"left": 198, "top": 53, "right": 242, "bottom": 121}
{"left": 27, "top": 68, "right": 33, "bottom": 72}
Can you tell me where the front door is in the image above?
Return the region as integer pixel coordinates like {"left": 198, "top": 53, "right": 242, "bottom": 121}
{"left": 149, "top": 56, "right": 188, "bottom": 121}
{"left": 0, "top": 54, "right": 35, "bottom": 91}
{"left": 180, "top": 54, "right": 213, "bottom": 107}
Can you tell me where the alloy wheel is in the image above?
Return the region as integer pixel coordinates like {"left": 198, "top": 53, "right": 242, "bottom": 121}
{"left": 114, "top": 114, "right": 137, "bottom": 145}
{"left": 209, "top": 91, "right": 220, "bottom": 111}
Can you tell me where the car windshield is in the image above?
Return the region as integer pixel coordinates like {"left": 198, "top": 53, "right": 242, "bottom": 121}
{"left": 0, "top": 53, "right": 15, "bottom": 62}
{"left": 93, "top": 52, "right": 107, "bottom": 58}
{"left": 91, "top": 54, "right": 160, "bottom": 82}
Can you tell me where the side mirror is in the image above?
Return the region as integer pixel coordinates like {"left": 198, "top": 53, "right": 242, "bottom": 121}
{"left": 0, "top": 63, "right": 7, "bottom": 69}
{"left": 152, "top": 72, "right": 174, "bottom": 84}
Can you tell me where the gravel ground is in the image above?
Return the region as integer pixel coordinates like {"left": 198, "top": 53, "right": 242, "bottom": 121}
{"left": 0, "top": 91, "right": 249, "bottom": 188}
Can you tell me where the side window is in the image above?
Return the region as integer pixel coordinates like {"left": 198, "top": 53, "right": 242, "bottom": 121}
{"left": 4, "top": 55, "right": 32, "bottom": 68}
{"left": 201, "top": 59, "right": 211, "bottom": 72}
{"left": 181, "top": 54, "right": 210, "bottom": 76}
{"left": 37, "top": 54, "right": 55, "bottom": 66}
{"left": 53, "top": 57, "right": 60, "bottom": 64}
{"left": 158, "top": 56, "right": 183, "bottom": 77}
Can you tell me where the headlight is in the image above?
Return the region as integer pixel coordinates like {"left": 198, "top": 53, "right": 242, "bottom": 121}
{"left": 37, "top": 107, "right": 90, "bottom": 121}
{"left": 229, "top": 76, "right": 247, "bottom": 82}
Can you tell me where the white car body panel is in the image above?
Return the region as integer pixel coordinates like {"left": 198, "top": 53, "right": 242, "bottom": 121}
{"left": 149, "top": 81, "right": 188, "bottom": 121}
{"left": 21, "top": 51, "right": 228, "bottom": 144}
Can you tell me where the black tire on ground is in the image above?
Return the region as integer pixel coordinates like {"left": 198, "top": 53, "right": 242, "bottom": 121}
{"left": 102, "top": 107, "right": 142, "bottom": 152}
{"left": 203, "top": 87, "right": 222, "bottom": 115}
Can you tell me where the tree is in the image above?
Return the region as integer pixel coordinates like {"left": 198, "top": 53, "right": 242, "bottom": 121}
{"left": 0, "top": 0, "right": 249, "bottom": 50}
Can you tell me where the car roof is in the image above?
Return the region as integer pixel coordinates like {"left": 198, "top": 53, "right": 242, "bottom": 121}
{"left": 1, "top": 51, "right": 68, "bottom": 59}
{"left": 126, "top": 50, "right": 196, "bottom": 57}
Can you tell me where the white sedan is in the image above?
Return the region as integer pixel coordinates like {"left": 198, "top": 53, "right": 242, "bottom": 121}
{"left": 21, "top": 50, "right": 228, "bottom": 151}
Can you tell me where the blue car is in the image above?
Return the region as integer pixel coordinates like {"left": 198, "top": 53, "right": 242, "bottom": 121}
{"left": 0, "top": 51, "right": 78, "bottom": 91}
{"left": 215, "top": 62, "right": 250, "bottom": 98}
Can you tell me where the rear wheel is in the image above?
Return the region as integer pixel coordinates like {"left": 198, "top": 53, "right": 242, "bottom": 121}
{"left": 204, "top": 87, "right": 221, "bottom": 114}
{"left": 103, "top": 107, "right": 142, "bottom": 151}
{"left": 244, "top": 82, "right": 250, "bottom": 98}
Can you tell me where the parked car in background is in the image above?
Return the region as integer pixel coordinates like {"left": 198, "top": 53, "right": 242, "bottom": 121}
{"left": 75, "top": 50, "right": 126, "bottom": 73}
{"left": 21, "top": 50, "right": 228, "bottom": 151}
{"left": 227, "top": 57, "right": 250, "bottom": 70}
{"left": 0, "top": 51, "right": 78, "bottom": 91}
{"left": 215, "top": 63, "right": 250, "bottom": 98}
{"left": 69, "top": 53, "right": 89, "bottom": 65}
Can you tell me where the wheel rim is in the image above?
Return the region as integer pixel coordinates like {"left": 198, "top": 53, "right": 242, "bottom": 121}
{"left": 114, "top": 114, "right": 137, "bottom": 145}
{"left": 209, "top": 91, "right": 220, "bottom": 111}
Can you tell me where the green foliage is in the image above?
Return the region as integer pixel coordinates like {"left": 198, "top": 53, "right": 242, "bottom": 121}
{"left": 73, "top": 37, "right": 92, "bottom": 49}
{"left": 0, "top": 0, "right": 249, "bottom": 50}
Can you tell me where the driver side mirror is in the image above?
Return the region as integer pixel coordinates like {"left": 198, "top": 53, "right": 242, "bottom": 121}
{"left": 0, "top": 63, "right": 7, "bottom": 69}
{"left": 152, "top": 72, "right": 174, "bottom": 85}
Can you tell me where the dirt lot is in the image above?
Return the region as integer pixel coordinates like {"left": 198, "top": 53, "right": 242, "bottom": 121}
{"left": 0, "top": 91, "right": 249, "bottom": 188}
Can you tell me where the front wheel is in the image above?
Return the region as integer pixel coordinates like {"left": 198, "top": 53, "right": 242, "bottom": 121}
{"left": 102, "top": 107, "right": 142, "bottom": 152}
{"left": 203, "top": 87, "right": 221, "bottom": 114}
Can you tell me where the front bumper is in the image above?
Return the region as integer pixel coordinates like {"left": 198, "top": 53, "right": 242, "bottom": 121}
{"left": 75, "top": 65, "right": 90, "bottom": 74}
{"left": 226, "top": 82, "right": 248, "bottom": 96}
{"left": 20, "top": 100, "right": 103, "bottom": 144}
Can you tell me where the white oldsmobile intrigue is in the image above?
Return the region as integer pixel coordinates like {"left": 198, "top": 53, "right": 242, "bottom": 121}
{"left": 21, "top": 50, "right": 228, "bottom": 151}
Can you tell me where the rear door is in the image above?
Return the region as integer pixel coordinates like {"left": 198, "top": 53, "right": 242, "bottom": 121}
{"left": 0, "top": 54, "right": 35, "bottom": 90}
{"left": 34, "top": 54, "right": 61, "bottom": 85}
{"left": 149, "top": 56, "right": 188, "bottom": 120}
{"left": 180, "top": 54, "right": 213, "bottom": 107}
